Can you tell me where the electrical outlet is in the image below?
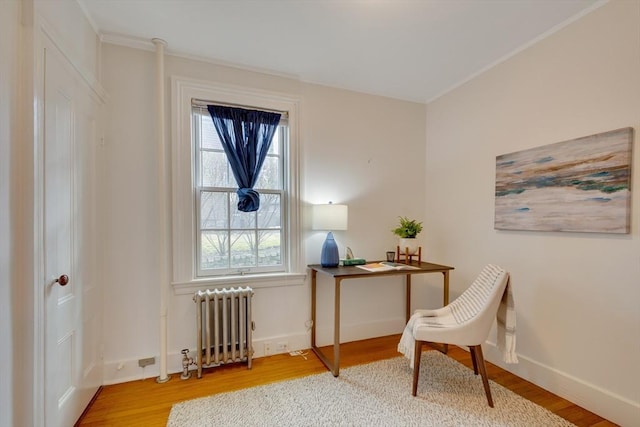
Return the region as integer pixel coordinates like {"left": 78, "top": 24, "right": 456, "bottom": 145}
{"left": 276, "top": 342, "right": 289, "bottom": 352}
{"left": 138, "top": 357, "right": 155, "bottom": 367}
{"left": 264, "top": 342, "right": 272, "bottom": 356}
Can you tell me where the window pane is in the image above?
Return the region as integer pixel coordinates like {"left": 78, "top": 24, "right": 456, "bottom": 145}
{"left": 257, "top": 194, "right": 281, "bottom": 228}
{"left": 230, "top": 194, "right": 256, "bottom": 229}
{"left": 201, "top": 231, "right": 229, "bottom": 269}
{"left": 258, "top": 230, "right": 281, "bottom": 266}
{"left": 201, "top": 192, "right": 228, "bottom": 229}
{"left": 202, "top": 151, "right": 233, "bottom": 187}
{"left": 268, "top": 127, "right": 280, "bottom": 155}
{"left": 230, "top": 231, "right": 256, "bottom": 267}
{"left": 254, "top": 156, "right": 281, "bottom": 190}
{"left": 200, "top": 113, "right": 223, "bottom": 150}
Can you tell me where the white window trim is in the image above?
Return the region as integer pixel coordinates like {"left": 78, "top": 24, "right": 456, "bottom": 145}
{"left": 171, "top": 76, "right": 304, "bottom": 293}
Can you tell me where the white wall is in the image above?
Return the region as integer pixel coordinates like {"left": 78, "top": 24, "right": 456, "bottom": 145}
{"left": 98, "top": 43, "right": 428, "bottom": 383}
{"left": 424, "top": 1, "right": 639, "bottom": 425}
{"left": 0, "top": 2, "right": 19, "bottom": 425}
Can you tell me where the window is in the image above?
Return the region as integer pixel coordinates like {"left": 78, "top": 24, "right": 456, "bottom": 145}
{"left": 193, "top": 105, "right": 287, "bottom": 276}
{"left": 171, "top": 77, "right": 303, "bottom": 293}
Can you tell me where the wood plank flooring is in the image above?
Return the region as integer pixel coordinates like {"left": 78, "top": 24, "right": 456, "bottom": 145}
{"left": 77, "top": 335, "right": 616, "bottom": 426}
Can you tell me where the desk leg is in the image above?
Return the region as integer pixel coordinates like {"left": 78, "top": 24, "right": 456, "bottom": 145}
{"left": 311, "top": 269, "right": 317, "bottom": 348}
{"left": 310, "top": 274, "right": 341, "bottom": 377}
{"left": 442, "top": 271, "right": 450, "bottom": 306}
{"left": 442, "top": 271, "right": 449, "bottom": 353}
{"left": 405, "top": 274, "right": 411, "bottom": 323}
{"left": 333, "top": 278, "right": 341, "bottom": 376}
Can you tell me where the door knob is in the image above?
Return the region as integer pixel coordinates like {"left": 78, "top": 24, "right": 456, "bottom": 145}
{"left": 55, "top": 274, "right": 69, "bottom": 286}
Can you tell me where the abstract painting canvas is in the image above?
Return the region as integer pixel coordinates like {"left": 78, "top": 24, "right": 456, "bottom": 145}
{"left": 495, "top": 127, "right": 633, "bottom": 233}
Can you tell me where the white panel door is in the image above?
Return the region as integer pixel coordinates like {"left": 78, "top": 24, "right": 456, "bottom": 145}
{"left": 43, "top": 44, "right": 86, "bottom": 427}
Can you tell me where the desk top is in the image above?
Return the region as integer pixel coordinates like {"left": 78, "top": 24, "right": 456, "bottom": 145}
{"left": 308, "top": 261, "right": 454, "bottom": 279}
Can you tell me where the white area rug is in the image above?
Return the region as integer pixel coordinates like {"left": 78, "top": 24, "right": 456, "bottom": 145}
{"left": 167, "top": 351, "right": 574, "bottom": 426}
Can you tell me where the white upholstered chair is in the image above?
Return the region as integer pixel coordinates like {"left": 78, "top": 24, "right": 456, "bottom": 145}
{"left": 409, "top": 264, "right": 511, "bottom": 407}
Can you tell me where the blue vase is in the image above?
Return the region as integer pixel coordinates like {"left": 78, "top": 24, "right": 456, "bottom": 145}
{"left": 320, "top": 232, "right": 339, "bottom": 267}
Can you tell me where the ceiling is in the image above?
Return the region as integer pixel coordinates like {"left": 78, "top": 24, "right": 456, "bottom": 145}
{"left": 79, "top": 0, "right": 604, "bottom": 103}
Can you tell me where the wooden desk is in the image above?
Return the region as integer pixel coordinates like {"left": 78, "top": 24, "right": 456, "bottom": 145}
{"left": 309, "top": 261, "right": 454, "bottom": 377}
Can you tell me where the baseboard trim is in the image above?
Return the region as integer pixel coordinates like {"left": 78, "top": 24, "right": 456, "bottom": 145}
{"left": 102, "top": 319, "right": 404, "bottom": 384}
{"left": 102, "top": 332, "right": 312, "bottom": 385}
{"left": 483, "top": 340, "right": 639, "bottom": 426}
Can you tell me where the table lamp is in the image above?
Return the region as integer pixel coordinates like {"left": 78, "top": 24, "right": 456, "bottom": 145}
{"left": 312, "top": 202, "right": 348, "bottom": 267}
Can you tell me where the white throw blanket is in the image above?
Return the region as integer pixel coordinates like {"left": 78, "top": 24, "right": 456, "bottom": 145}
{"left": 398, "top": 276, "right": 518, "bottom": 367}
{"left": 497, "top": 279, "right": 518, "bottom": 363}
{"left": 397, "top": 311, "right": 439, "bottom": 368}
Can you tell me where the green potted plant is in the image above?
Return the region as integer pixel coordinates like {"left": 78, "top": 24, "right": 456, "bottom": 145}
{"left": 392, "top": 216, "right": 423, "bottom": 254}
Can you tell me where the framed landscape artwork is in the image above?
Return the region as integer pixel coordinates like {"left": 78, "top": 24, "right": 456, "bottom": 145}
{"left": 494, "top": 127, "right": 633, "bottom": 233}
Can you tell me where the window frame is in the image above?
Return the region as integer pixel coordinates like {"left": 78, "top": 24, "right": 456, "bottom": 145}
{"left": 171, "top": 76, "right": 304, "bottom": 294}
{"left": 193, "top": 106, "right": 287, "bottom": 276}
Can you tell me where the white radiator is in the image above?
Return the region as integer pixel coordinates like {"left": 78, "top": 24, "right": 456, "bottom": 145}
{"left": 193, "top": 287, "right": 254, "bottom": 379}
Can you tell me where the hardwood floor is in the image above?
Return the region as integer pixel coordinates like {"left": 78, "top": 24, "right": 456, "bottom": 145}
{"left": 78, "top": 335, "right": 616, "bottom": 426}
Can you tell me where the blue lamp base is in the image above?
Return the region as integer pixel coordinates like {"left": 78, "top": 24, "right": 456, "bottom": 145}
{"left": 320, "top": 232, "right": 340, "bottom": 267}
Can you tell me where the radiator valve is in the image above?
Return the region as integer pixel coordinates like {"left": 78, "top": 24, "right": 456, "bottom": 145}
{"left": 180, "top": 348, "right": 194, "bottom": 380}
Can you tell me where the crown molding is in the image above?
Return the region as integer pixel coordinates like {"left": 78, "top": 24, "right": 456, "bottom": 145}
{"left": 100, "top": 32, "right": 300, "bottom": 81}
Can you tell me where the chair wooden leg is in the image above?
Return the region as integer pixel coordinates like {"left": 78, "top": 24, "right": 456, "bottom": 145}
{"left": 471, "top": 345, "right": 493, "bottom": 407}
{"left": 469, "top": 346, "right": 479, "bottom": 375}
{"left": 412, "top": 341, "right": 423, "bottom": 396}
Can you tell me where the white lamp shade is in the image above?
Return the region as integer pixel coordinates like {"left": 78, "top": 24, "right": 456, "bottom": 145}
{"left": 312, "top": 203, "right": 348, "bottom": 231}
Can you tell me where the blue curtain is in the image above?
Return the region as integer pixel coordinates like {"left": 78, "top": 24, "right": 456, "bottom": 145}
{"left": 207, "top": 105, "right": 281, "bottom": 212}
